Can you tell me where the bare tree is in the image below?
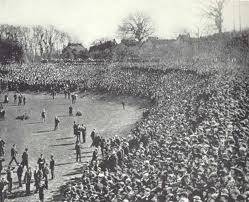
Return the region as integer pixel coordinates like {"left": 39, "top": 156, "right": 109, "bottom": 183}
{"left": 118, "top": 12, "right": 154, "bottom": 43}
{"left": 32, "top": 25, "right": 46, "bottom": 57}
{"left": 0, "top": 24, "right": 72, "bottom": 61}
{"left": 202, "top": 0, "right": 226, "bottom": 34}
{"left": 58, "top": 31, "right": 71, "bottom": 50}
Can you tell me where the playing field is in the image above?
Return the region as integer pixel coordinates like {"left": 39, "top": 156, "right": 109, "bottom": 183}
{"left": 0, "top": 92, "right": 146, "bottom": 201}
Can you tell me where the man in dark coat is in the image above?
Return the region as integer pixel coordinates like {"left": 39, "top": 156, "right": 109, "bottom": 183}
{"left": 21, "top": 148, "right": 29, "bottom": 169}
{"left": 9, "top": 144, "right": 18, "bottom": 166}
{"left": 13, "top": 93, "right": 17, "bottom": 104}
{"left": 49, "top": 155, "right": 55, "bottom": 180}
{"left": 41, "top": 109, "right": 46, "bottom": 122}
{"left": 91, "top": 148, "right": 98, "bottom": 165}
{"left": 81, "top": 125, "right": 86, "bottom": 143}
{"left": 34, "top": 166, "right": 42, "bottom": 193}
{"left": 90, "top": 129, "right": 96, "bottom": 147}
{"left": 23, "top": 96, "right": 26, "bottom": 105}
{"left": 0, "top": 178, "right": 8, "bottom": 202}
{"left": 38, "top": 182, "right": 46, "bottom": 202}
{"left": 37, "top": 154, "right": 45, "bottom": 171}
{"left": 76, "top": 126, "right": 81, "bottom": 143}
{"left": 52, "top": 90, "right": 55, "bottom": 99}
{"left": 54, "top": 116, "right": 60, "bottom": 131}
{"left": 73, "top": 121, "right": 77, "bottom": 136}
{"left": 6, "top": 166, "right": 14, "bottom": 193}
{"left": 24, "top": 167, "right": 32, "bottom": 195}
{"left": 17, "top": 164, "right": 23, "bottom": 187}
{"left": 3, "top": 95, "right": 8, "bottom": 104}
{"left": 0, "top": 160, "right": 3, "bottom": 176}
{"left": 18, "top": 94, "right": 22, "bottom": 105}
{"left": 43, "top": 164, "right": 49, "bottom": 189}
{"left": 75, "top": 142, "right": 81, "bottom": 162}
{"left": 69, "top": 106, "right": 73, "bottom": 116}
{"left": 0, "top": 138, "right": 5, "bottom": 157}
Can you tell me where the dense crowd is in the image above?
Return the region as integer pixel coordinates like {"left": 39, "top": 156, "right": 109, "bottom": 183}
{"left": 0, "top": 60, "right": 249, "bottom": 201}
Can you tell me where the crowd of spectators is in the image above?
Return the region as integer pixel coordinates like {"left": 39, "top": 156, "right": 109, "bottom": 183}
{"left": 0, "top": 60, "right": 248, "bottom": 201}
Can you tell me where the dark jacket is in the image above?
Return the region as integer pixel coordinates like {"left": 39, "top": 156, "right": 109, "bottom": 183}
{"left": 10, "top": 148, "right": 17, "bottom": 157}
{"left": 50, "top": 159, "right": 55, "bottom": 170}
{"left": 22, "top": 151, "right": 28, "bottom": 164}
{"left": 24, "top": 171, "right": 32, "bottom": 184}
{"left": 75, "top": 144, "right": 81, "bottom": 153}
{"left": 17, "top": 166, "right": 23, "bottom": 177}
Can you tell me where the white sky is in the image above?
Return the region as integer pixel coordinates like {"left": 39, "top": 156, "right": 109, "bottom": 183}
{"left": 0, "top": 0, "right": 248, "bottom": 46}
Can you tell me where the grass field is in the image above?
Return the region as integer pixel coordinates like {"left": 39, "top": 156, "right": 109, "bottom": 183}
{"left": 0, "top": 92, "right": 146, "bottom": 201}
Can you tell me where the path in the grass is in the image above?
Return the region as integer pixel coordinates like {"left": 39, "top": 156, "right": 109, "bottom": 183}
{"left": 0, "top": 92, "right": 147, "bottom": 202}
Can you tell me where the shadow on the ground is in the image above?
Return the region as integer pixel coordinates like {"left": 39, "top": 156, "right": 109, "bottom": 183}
{"left": 50, "top": 143, "right": 75, "bottom": 147}
{"left": 25, "top": 121, "right": 43, "bottom": 125}
{"left": 79, "top": 151, "right": 93, "bottom": 155}
{"left": 67, "top": 146, "right": 92, "bottom": 151}
{"left": 69, "top": 153, "right": 92, "bottom": 159}
{"left": 6, "top": 104, "right": 18, "bottom": 107}
{"left": 81, "top": 146, "right": 92, "bottom": 149}
{"left": 56, "top": 137, "right": 74, "bottom": 141}
{"left": 36, "top": 129, "right": 53, "bottom": 133}
{"left": 55, "top": 162, "right": 75, "bottom": 167}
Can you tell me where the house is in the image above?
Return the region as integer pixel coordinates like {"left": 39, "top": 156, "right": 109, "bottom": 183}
{"left": 62, "top": 43, "right": 88, "bottom": 60}
{"left": 142, "top": 37, "right": 175, "bottom": 50}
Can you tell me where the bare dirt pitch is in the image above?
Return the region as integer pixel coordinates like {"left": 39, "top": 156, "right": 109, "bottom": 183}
{"left": 0, "top": 92, "right": 147, "bottom": 202}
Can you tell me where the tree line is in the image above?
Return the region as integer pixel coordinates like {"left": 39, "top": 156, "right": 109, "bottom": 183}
{"left": 0, "top": 0, "right": 244, "bottom": 64}
{"left": 0, "top": 24, "right": 71, "bottom": 62}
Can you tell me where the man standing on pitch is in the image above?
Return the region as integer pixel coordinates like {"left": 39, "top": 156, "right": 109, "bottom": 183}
{"left": 81, "top": 124, "right": 86, "bottom": 143}
{"left": 17, "top": 164, "right": 23, "bottom": 188}
{"left": 24, "top": 167, "right": 32, "bottom": 195}
{"left": 50, "top": 155, "right": 55, "bottom": 180}
{"left": 21, "top": 148, "right": 29, "bottom": 169}
{"left": 75, "top": 142, "right": 81, "bottom": 162}
{"left": 41, "top": 109, "right": 46, "bottom": 122}
{"left": 54, "top": 116, "right": 60, "bottom": 130}
{"left": 9, "top": 144, "right": 18, "bottom": 166}
{"left": 37, "top": 154, "right": 45, "bottom": 171}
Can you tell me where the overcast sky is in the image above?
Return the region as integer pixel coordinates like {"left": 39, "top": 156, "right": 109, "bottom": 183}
{"left": 0, "top": 0, "right": 248, "bottom": 46}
